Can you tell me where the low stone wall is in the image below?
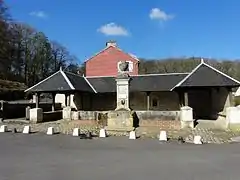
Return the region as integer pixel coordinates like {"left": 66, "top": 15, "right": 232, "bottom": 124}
{"left": 135, "top": 111, "right": 180, "bottom": 121}
{"left": 43, "top": 110, "right": 62, "bottom": 122}
{"left": 2, "top": 102, "right": 62, "bottom": 119}
{"left": 139, "top": 120, "right": 181, "bottom": 130}
{"left": 68, "top": 110, "right": 180, "bottom": 129}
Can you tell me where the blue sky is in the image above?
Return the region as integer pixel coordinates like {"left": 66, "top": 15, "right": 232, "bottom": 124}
{"left": 5, "top": 0, "right": 240, "bottom": 63}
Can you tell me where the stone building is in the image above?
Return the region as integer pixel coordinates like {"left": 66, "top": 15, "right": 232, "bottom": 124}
{"left": 25, "top": 41, "right": 240, "bottom": 128}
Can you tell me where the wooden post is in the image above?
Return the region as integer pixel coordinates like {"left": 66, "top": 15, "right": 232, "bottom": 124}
{"left": 146, "top": 92, "right": 151, "bottom": 111}
{"left": 35, "top": 93, "right": 40, "bottom": 108}
{"left": 52, "top": 92, "right": 56, "bottom": 111}
{"left": 184, "top": 92, "right": 188, "bottom": 106}
{"left": 65, "top": 94, "right": 68, "bottom": 107}
{"left": 178, "top": 91, "right": 184, "bottom": 108}
{"left": 68, "top": 94, "right": 71, "bottom": 106}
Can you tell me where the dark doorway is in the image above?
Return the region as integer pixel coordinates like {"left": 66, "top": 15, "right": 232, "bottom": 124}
{"left": 188, "top": 89, "right": 212, "bottom": 120}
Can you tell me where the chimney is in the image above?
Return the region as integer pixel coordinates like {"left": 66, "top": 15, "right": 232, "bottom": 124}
{"left": 106, "top": 40, "right": 117, "bottom": 47}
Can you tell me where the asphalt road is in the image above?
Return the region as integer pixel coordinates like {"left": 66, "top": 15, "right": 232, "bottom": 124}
{"left": 0, "top": 133, "right": 240, "bottom": 180}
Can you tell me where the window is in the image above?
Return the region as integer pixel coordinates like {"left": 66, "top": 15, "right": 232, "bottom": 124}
{"left": 126, "top": 61, "right": 133, "bottom": 72}
{"left": 117, "top": 61, "right": 133, "bottom": 72}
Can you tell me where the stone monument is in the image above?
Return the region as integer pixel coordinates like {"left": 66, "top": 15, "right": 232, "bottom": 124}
{"left": 106, "top": 61, "right": 134, "bottom": 133}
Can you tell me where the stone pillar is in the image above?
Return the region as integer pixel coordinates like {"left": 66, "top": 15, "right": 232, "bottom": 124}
{"left": 224, "top": 88, "right": 234, "bottom": 110}
{"left": 180, "top": 106, "right": 194, "bottom": 129}
{"left": 35, "top": 93, "right": 40, "bottom": 108}
{"left": 115, "top": 76, "right": 130, "bottom": 111}
{"left": 63, "top": 106, "right": 72, "bottom": 120}
{"left": 30, "top": 108, "right": 43, "bottom": 123}
{"left": 226, "top": 106, "right": 240, "bottom": 128}
{"left": 52, "top": 92, "right": 56, "bottom": 111}
{"left": 146, "top": 92, "right": 151, "bottom": 111}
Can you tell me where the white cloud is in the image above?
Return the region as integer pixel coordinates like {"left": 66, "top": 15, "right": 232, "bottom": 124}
{"left": 97, "top": 23, "right": 129, "bottom": 36}
{"left": 29, "top": 11, "right": 48, "bottom": 18}
{"left": 149, "top": 8, "right": 174, "bottom": 21}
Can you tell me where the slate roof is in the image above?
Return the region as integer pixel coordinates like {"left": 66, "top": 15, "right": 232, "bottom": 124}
{"left": 130, "top": 74, "right": 188, "bottom": 92}
{"left": 172, "top": 62, "right": 240, "bottom": 90}
{"left": 25, "top": 70, "right": 95, "bottom": 93}
{"left": 64, "top": 72, "right": 96, "bottom": 92}
{"left": 25, "top": 61, "right": 240, "bottom": 93}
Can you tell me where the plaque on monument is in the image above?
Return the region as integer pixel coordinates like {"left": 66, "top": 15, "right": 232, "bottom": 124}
{"left": 118, "top": 85, "right": 127, "bottom": 98}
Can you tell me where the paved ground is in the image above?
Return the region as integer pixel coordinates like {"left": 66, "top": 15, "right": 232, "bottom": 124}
{"left": 1, "top": 133, "right": 240, "bottom": 180}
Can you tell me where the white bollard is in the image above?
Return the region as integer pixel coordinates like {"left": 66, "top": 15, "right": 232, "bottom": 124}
{"left": 22, "top": 126, "right": 31, "bottom": 134}
{"left": 72, "top": 128, "right": 80, "bottom": 137}
{"left": 47, "top": 127, "right": 54, "bottom": 135}
{"left": 99, "top": 128, "right": 106, "bottom": 138}
{"left": 194, "top": 135, "right": 202, "bottom": 144}
{"left": 0, "top": 125, "right": 7, "bottom": 132}
{"left": 159, "top": 131, "right": 167, "bottom": 141}
{"left": 129, "top": 131, "right": 136, "bottom": 140}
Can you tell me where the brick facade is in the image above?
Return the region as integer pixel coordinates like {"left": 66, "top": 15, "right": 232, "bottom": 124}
{"left": 85, "top": 42, "right": 139, "bottom": 77}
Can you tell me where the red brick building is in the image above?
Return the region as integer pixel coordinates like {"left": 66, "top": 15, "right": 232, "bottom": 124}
{"left": 85, "top": 41, "right": 139, "bottom": 77}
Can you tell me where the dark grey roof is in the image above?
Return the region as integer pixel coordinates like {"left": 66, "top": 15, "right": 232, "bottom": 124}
{"left": 25, "top": 71, "right": 73, "bottom": 92}
{"left": 25, "top": 62, "right": 240, "bottom": 93}
{"left": 87, "top": 77, "right": 116, "bottom": 93}
{"left": 173, "top": 63, "right": 240, "bottom": 89}
{"left": 86, "top": 73, "right": 188, "bottom": 92}
{"left": 64, "top": 72, "right": 95, "bottom": 92}
{"left": 130, "top": 74, "right": 188, "bottom": 91}
{"left": 25, "top": 71, "right": 94, "bottom": 93}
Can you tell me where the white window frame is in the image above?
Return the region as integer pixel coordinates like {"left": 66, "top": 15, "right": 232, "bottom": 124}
{"left": 117, "top": 61, "right": 133, "bottom": 73}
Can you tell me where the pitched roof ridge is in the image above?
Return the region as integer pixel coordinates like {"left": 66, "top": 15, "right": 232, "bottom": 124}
{"left": 201, "top": 62, "right": 240, "bottom": 85}
{"left": 84, "top": 46, "right": 112, "bottom": 63}
{"left": 171, "top": 61, "right": 240, "bottom": 91}
{"left": 64, "top": 71, "right": 84, "bottom": 78}
{"left": 170, "top": 62, "right": 204, "bottom": 91}
{"left": 83, "top": 76, "right": 97, "bottom": 93}
{"left": 84, "top": 45, "right": 140, "bottom": 63}
{"left": 25, "top": 70, "right": 61, "bottom": 92}
{"left": 60, "top": 71, "right": 75, "bottom": 90}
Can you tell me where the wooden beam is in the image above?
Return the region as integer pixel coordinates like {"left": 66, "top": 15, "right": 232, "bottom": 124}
{"left": 184, "top": 92, "right": 188, "bottom": 106}
{"left": 65, "top": 94, "right": 68, "bottom": 107}
{"left": 68, "top": 94, "right": 71, "bottom": 106}
{"left": 178, "top": 91, "right": 184, "bottom": 108}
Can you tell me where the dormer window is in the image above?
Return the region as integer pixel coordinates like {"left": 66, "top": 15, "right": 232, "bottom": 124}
{"left": 118, "top": 61, "right": 133, "bottom": 72}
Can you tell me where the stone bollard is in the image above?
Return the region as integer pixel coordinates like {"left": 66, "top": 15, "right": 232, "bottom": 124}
{"left": 180, "top": 106, "right": 194, "bottom": 129}
{"left": 22, "top": 126, "right": 31, "bottom": 134}
{"left": 30, "top": 108, "right": 43, "bottom": 123}
{"left": 129, "top": 131, "right": 136, "bottom": 140}
{"left": 194, "top": 135, "right": 202, "bottom": 144}
{"left": 72, "top": 128, "right": 80, "bottom": 137}
{"left": 159, "top": 131, "right": 167, "bottom": 141}
{"left": 0, "top": 125, "right": 7, "bottom": 132}
{"left": 47, "top": 127, "right": 55, "bottom": 135}
{"left": 99, "top": 128, "right": 106, "bottom": 138}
